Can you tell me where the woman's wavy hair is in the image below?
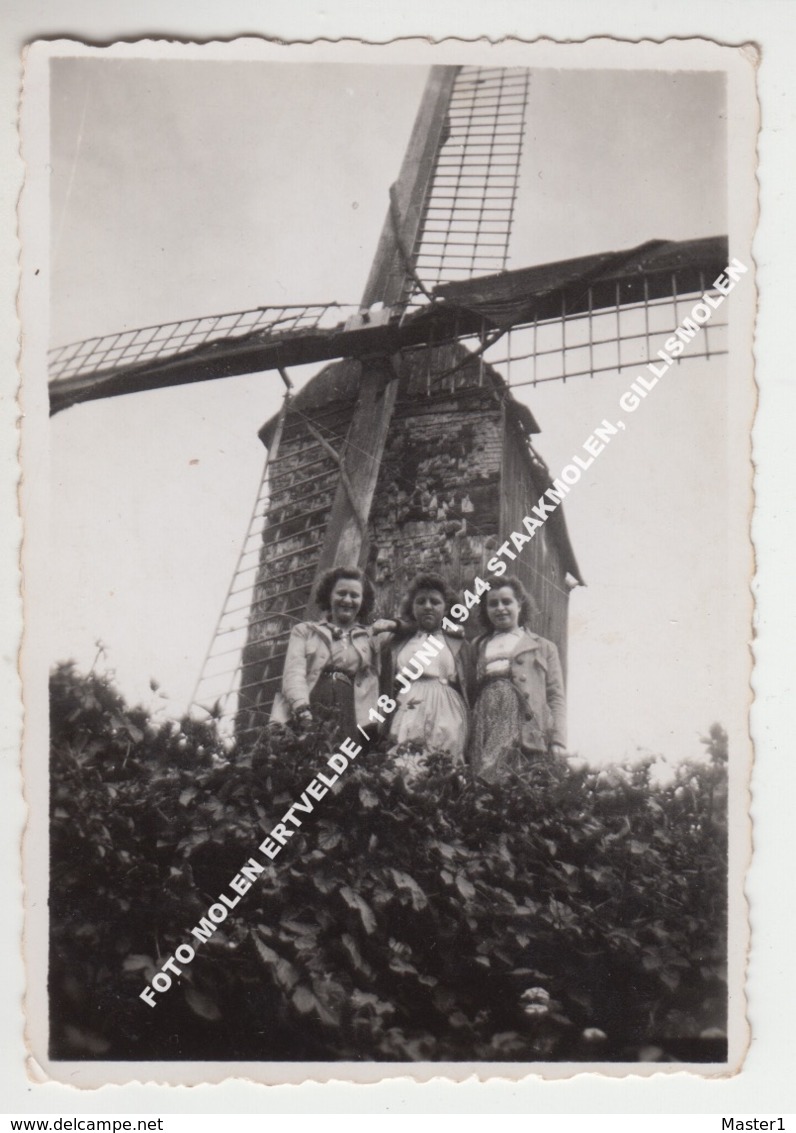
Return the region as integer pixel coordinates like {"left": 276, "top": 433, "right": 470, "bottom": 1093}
{"left": 313, "top": 566, "right": 376, "bottom": 623}
{"left": 399, "top": 572, "right": 455, "bottom": 623}
{"left": 478, "top": 574, "right": 539, "bottom": 631}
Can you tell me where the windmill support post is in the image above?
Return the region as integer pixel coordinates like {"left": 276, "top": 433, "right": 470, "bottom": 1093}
{"left": 313, "top": 65, "right": 460, "bottom": 575}
{"left": 359, "top": 66, "right": 460, "bottom": 311}
{"left": 313, "top": 354, "right": 401, "bottom": 580}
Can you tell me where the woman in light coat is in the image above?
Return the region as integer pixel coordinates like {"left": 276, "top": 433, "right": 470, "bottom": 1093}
{"left": 468, "top": 576, "right": 566, "bottom": 781}
{"left": 271, "top": 567, "right": 395, "bottom": 738}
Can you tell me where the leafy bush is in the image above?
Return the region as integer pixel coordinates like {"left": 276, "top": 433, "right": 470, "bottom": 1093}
{"left": 49, "top": 662, "right": 727, "bottom": 1062}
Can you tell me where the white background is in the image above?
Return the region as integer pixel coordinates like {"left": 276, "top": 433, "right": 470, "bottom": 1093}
{"left": 4, "top": 0, "right": 795, "bottom": 1117}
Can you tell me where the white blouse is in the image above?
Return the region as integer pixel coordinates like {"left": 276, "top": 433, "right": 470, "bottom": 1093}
{"left": 483, "top": 628, "right": 523, "bottom": 675}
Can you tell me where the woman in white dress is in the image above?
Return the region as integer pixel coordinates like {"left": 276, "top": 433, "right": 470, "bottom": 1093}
{"left": 382, "top": 573, "right": 471, "bottom": 764}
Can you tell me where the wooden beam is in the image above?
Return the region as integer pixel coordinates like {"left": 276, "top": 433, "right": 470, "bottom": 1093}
{"left": 435, "top": 235, "right": 730, "bottom": 327}
{"left": 49, "top": 235, "right": 729, "bottom": 415}
{"left": 359, "top": 66, "right": 460, "bottom": 310}
{"left": 315, "top": 66, "right": 460, "bottom": 574}
{"left": 312, "top": 355, "right": 401, "bottom": 583}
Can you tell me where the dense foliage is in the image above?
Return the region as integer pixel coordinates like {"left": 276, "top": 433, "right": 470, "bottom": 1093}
{"left": 49, "top": 662, "right": 728, "bottom": 1062}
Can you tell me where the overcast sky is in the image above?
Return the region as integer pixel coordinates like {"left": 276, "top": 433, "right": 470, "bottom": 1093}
{"left": 45, "top": 50, "right": 749, "bottom": 766}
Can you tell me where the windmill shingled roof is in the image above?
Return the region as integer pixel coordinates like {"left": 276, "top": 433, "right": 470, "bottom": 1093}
{"left": 258, "top": 342, "right": 539, "bottom": 447}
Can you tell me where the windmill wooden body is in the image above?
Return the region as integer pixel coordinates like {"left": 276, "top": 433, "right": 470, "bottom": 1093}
{"left": 235, "top": 341, "right": 582, "bottom": 738}
{"left": 47, "top": 65, "right": 729, "bottom": 741}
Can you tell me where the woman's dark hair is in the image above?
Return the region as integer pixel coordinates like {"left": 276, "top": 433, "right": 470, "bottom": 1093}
{"left": 313, "top": 566, "right": 375, "bottom": 623}
{"left": 399, "top": 572, "right": 455, "bottom": 623}
{"left": 478, "top": 574, "right": 539, "bottom": 631}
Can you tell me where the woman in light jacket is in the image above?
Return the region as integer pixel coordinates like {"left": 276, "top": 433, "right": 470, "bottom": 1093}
{"left": 468, "top": 575, "right": 566, "bottom": 782}
{"left": 271, "top": 567, "right": 395, "bottom": 738}
{"left": 381, "top": 572, "right": 472, "bottom": 764}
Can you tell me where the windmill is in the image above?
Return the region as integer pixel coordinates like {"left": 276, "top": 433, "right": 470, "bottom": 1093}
{"left": 48, "top": 64, "right": 729, "bottom": 744}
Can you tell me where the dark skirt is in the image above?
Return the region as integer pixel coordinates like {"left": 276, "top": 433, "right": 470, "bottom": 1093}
{"left": 309, "top": 670, "right": 358, "bottom": 739}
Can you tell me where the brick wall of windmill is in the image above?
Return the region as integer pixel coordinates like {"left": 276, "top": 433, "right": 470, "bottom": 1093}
{"left": 236, "top": 345, "right": 572, "bottom": 735}
{"left": 365, "top": 382, "right": 503, "bottom": 615}
{"left": 235, "top": 376, "right": 359, "bottom": 732}
{"left": 364, "top": 346, "right": 571, "bottom": 667}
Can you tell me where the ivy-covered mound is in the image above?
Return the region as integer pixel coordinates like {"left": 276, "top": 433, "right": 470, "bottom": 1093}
{"left": 49, "top": 662, "right": 728, "bottom": 1062}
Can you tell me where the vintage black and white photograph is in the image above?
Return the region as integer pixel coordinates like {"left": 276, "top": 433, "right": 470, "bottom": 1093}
{"left": 21, "top": 37, "right": 756, "bottom": 1083}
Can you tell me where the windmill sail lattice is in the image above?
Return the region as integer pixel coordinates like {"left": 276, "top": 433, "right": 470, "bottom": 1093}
{"left": 48, "top": 237, "right": 729, "bottom": 415}
{"left": 192, "top": 388, "right": 358, "bottom": 735}
{"left": 405, "top": 66, "right": 530, "bottom": 297}
{"left": 47, "top": 66, "right": 531, "bottom": 414}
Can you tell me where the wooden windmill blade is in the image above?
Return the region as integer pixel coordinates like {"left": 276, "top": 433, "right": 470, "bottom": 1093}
{"left": 46, "top": 64, "right": 456, "bottom": 418}
{"left": 311, "top": 64, "right": 460, "bottom": 578}
{"left": 193, "top": 63, "right": 542, "bottom": 739}
{"left": 47, "top": 234, "right": 728, "bottom": 420}
{"left": 48, "top": 235, "right": 729, "bottom": 414}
